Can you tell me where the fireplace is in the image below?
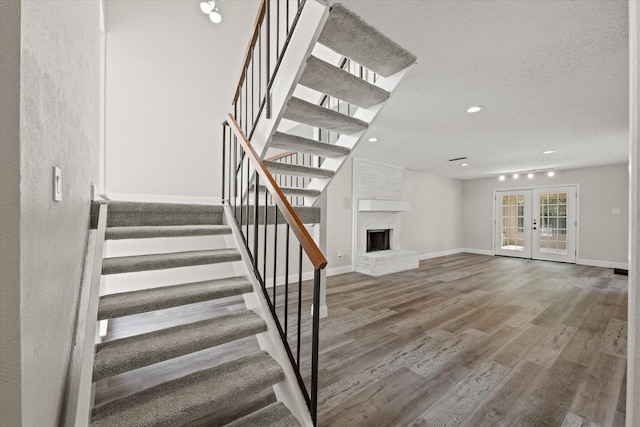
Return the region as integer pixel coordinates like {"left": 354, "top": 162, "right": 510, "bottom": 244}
{"left": 367, "top": 229, "right": 390, "bottom": 252}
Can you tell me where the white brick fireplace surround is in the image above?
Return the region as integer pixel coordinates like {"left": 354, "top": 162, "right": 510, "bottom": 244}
{"left": 353, "top": 159, "right": 419, "bottom": 276}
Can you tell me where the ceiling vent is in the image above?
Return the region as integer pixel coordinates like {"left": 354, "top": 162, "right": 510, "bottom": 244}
{"left": 448, "top": 157, "right": 467, "bottom": 162}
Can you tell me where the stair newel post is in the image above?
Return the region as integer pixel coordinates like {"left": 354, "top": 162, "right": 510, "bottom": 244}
{"left": 311, "top": 268, "right": 321, "bottom": 425}
{"left": 221, "top": 122, "right": 227, "bottom": 203}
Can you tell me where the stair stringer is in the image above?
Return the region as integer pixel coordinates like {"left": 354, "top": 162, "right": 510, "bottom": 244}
{"left": 221, "top": 205, "right": 314, "bottom": 427}
{"left": 249, "top": 0, "right": 330, "bottom": 160}
{"left": 303, "top": 64, "right": 416, "bottom": 207}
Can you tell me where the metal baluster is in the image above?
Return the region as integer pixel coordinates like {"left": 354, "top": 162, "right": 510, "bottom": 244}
{"left": 273, "top": 206, "right": 278, "bottom": 304}
{"left": 284, "top": 224, "right": 290, "bottom": 336}
{"left": 263, "top": 187, "right": 268, "bottom": 287}
{"left": 221, "top": 125, "right": 226, "bottom": 202}
{"left": 297, "top": 244, "right": 303, "bottom": 367}
{"left": 311, "top": 268, "right": 321, "bottom": 425}
{"left": 265, "top": 0, "right": 271, "bottom": 119}
{"left": 253, "top": 172, "right": 260, "bottom": 269}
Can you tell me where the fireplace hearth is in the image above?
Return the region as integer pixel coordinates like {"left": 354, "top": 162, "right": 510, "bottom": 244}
{"left": 367, "top": 229, "right": 390, "bottom": 252}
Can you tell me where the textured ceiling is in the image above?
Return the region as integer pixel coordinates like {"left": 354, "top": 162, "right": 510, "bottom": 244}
{"left": 336, "top": 0, "right": 629, "bottom": 179}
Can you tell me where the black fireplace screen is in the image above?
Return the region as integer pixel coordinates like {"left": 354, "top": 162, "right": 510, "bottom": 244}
{"left": 367, "top": 229, "right": 390, "bottom": 252}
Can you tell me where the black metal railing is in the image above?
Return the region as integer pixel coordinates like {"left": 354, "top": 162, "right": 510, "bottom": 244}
{"left": 222, "top": 115, "right": 326, "bottom": 425}
{"left": 265, "top": 151, "right": 322, "bottom": 206}
{"left": 232, "top": 0, "right": 307, "bottom": 140}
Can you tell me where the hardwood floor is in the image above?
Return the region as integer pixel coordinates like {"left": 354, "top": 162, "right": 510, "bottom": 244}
{"left": 96, "top": 253, "right": 628, "bottom": 426}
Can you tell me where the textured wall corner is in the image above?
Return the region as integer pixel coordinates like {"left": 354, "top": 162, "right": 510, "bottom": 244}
{"left": 0, "top": 1, "right": 23, "bottom": 425}
{"left": 19, "top": 1, "right": 101, "bottom": 425}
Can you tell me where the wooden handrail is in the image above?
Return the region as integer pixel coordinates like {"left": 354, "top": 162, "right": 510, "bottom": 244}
{"left": 232, "top": 0, "right": 267, "bottom": 104}
{"left": 266, "top": 151, "right": 296, "bottom": 162}
{"left": 227, "top": 114, "right": 327, "bottom": 270}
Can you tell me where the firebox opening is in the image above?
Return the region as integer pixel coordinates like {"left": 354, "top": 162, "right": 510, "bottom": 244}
{"left": 367, "top": 229, "right": 391, "bottom": 252}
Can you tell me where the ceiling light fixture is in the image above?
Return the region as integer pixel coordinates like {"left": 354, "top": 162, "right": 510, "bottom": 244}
{"left": 499, "top": 175, "right": 506, "bottom": 181}
{"left": 547, "top": 171, "right": 555, "bottom": 177}
{"left": 513, "top": 173, "right": 519, "bottom": 179}
{"left": 461, "top": 163, "right": 469, "bottom": 167}
{"left": 200, "top": 1, "right": 222, "bottom": 23}
{"left": 466, "top": 105, "right": 484, "bottom": 113}
{"left": 527, "top": 173, "right": 535, "bottom": 179}
{"left": 543, "top": 150, "right": 555, "bottom": 154}
{"left": 367, "top": 137, "right": 378, "bottom": 142}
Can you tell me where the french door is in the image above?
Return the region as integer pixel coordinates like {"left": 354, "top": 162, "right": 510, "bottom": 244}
{"left": 495, "top": 186, "right": 577, "bottom": 263}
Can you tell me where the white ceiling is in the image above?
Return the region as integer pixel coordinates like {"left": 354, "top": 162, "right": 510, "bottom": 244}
{"left": 335, "top": 0, "right": 629, "bottom": 180}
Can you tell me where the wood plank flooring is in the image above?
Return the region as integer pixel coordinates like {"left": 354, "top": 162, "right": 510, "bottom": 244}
{"left": 96, "top": 253, "right": 628, "bottom": 426}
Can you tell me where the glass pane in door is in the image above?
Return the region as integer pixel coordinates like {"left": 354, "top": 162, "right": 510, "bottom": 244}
{"left": 538, "top": 191, "right": 568, "bottom": 255}
{"left": 501, "top": 194, "right": 525, "bottom": 251}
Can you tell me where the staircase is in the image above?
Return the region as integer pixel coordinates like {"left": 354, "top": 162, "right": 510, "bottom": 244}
{"left": 69, "top": 1, "right": 416, "bottom": 426}
{"left": 90, "top": 201, "right": 309, "bottom": 426}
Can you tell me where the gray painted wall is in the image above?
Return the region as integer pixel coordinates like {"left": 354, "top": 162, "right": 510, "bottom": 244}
{"left": 326, "top": 159, "right": 354, "bottom": 271}
{"left": 402, "top": 168, "right": 464, "bottom": 257}
{"left": 19, "top": 1, "right": 100, "bottom": 425}
{"left": 104, "top": 0, "right": 259, "bottom": 197}
{"left": 462, "top": 163, "right": 629, "bottom": 264}
{"left": 0, "top": 1, "right": 22, "bottom": 425}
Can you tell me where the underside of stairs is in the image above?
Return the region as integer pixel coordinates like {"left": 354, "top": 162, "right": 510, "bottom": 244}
{"left": 255, "top": 2, "right": 416, "bottom": 208}
{"left": 88, "top": 201, "right": 303, "bottom": 427}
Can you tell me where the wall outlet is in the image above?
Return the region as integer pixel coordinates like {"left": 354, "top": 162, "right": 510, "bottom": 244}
{"left": 53, "top": 167, "right": 62, "bottom": 202}
{"left": 336, "top": 252, "right": 343, "bottom": 260}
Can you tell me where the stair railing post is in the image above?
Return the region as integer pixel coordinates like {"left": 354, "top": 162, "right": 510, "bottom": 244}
{"left": 311, "top": 268, "right": 321, "bottom": 425}
{"left": 221, "top": 122, "right": 227, "bottom": 203}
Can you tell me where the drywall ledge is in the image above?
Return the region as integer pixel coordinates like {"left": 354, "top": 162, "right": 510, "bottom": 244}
{"left": 358, "top": 199, "right": 411, "bottom": 212}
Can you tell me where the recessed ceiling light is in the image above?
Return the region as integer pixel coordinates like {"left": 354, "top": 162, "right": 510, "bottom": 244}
{"left": 466, "top": 105, "right": 484, "bottom": 113}
{"left": 513, "top": 173, "right": 519, "bottom": 179}
{"left": 527, "top": 173, "right": 535, "bottom": 179}
{"left": 461, "top": 163, "right": 469, "bottom": 167}
{"left": 547, "top": 171, "right": 555, "bottom": 177}
{"left": 499, "top": 175, "right": 506, "bottom": 181}
{"left": 543, "top": 150, "right": 555, "bottom": 154}
{"left": 368, "top": 137, "right": 378, "bottom": 142}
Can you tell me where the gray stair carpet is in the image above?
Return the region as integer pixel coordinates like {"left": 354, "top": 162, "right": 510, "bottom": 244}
{"left": 98, "top": 276, "right": 252, "bottom": 320}
{"left": 102, "top": 249, "right": 241, "bottom": 275}
{"left": 264, "top": 160, "right": 335, "bottom": 179}
{"left": 105, "top": 225, "right": 231, "bottom": 240}
{"left": 93, "top": 310, "right": 266, "bottom": 382}
{"left": 106, "top": 201, "right": 224, "bottom": 227}
{"left": 283, "top": 97, "right": 367, "bottom": 134}
{"left": 299, "top": 55, "right": 390, "bottom": 108}
{"left": 270, "top": 131, "right": 350, "bottom": 158}
{"left": 252, "top": 183, "right": 322, "bottom": 199}
{"left": 226, "top": 402, "right": 300, "bottom": 427}
{"left": 90, "top": 351, "right": 284, "bottom": 427}
{"left": 318, "top": 3, "right": 416, "bottom": 78}
{"left": 233, "top": 205, "right": 321, "bottom": 226}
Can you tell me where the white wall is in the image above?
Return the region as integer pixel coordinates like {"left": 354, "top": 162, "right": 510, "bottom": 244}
{"left": 18, "top": 1, "right": 101, "bottom": 426}
{"left": 325, "top": 159, "right": 354, "bottom": 273}
{"left": 104, "top": 0, "right": 259, "bottom": 198}
{"left": 462, "top": 163, "right": 629, "bottom": 266}
{"left": 402, "top": 168, "right": 464, "bottom": 258}
{"left": 628, "top": 0, "right": 639, "bottom": 423}
{"left": 0, "top": 1, "right": 22, "bottom": 425}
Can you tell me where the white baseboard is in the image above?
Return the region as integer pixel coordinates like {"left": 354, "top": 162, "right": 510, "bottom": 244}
{"left": 418, "top": 248, "right": 463, "bottom": 260}
{"left": 327, "top": 265, "right": 352, "bottom": 276}
{"left": 577, "top": 258, "right": 628, "bottom": 270}
{"left": 105, "top": 193, "right": 221, "bottom": 205}
{"left": 461, "top": 248, "right": 495, "bottom": 256}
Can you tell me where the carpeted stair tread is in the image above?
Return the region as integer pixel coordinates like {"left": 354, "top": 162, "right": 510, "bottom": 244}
{"left": 90, "top": 351, "right": 283, "bottom": 427}
{"left": 283, "top": 97, "right": 367, "bottom": 134}
{"left": 318, "top": 3, "right": 416, "bottom": 78}
{"left": 226, "top": 402, "right": 300, "bottom": 427}
{"left": 270, "top": 131, "right": 350, "bottom": 158}
{"left": 93, "top": 310, "right": 266, "bottom": 382}
{"left": 264, "top": 160, "right": 335, "bottom": 179}
{"left": 300, "top": 55, "right": 390, "bottom": 108}
{"left": 105, "top": 225, "right": 231, "bottom": 240}
{"left": 98, "top": 277, "right": 252, "bottom": 320}
{"left": 106, "top": 201, "right": 224, "bottom": 227}
{"left": 102, "top": 249, "right": 241, "bottom": 275}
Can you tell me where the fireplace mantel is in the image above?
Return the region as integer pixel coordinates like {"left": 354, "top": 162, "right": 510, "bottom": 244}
{"left": 358, "top": 200, "right": 411, "bottom": 212}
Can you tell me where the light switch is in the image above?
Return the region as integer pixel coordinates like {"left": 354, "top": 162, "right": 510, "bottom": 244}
{"left": 53, "top": 167, "right": 62, "bottom": 201}
{"left": 612, "top": 208, "right": 621, "bottom": 215}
